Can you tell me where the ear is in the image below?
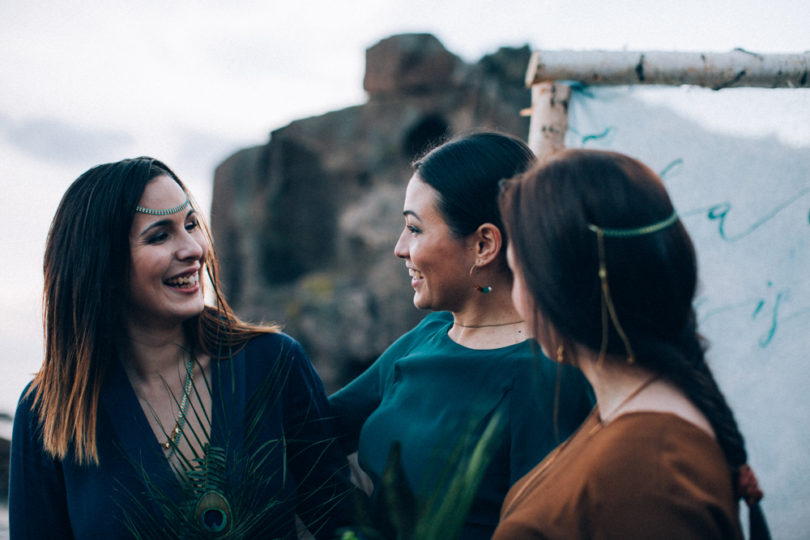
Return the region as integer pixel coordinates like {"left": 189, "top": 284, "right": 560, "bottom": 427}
{"left": 471, "top": 223, "right": 503, "bottom": 266}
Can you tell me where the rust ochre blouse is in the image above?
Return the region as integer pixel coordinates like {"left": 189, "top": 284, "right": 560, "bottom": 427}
{"left": 494, "top": 410, "right": 743, "bottom": 539}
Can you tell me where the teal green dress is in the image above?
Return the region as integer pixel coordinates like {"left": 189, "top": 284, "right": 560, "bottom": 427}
{"left": 329, "top": 311, "right": 593, "bottom": 539}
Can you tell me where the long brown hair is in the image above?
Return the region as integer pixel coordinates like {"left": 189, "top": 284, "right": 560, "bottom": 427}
{"left": 33, "top": 157, "right": 275, "bottom": 465}
{"left": 500, "top": 148, "right": 749, "bottom": 470}
{"left": 500, "top": 148, "right": 773, "bottom": 537}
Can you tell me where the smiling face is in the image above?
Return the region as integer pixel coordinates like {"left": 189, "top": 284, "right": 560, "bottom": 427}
{"left": 127, "top": 175, "right": 208, "bottom": 329}
{"left": 393, "top": 174, "right": 474, "bottom": 312}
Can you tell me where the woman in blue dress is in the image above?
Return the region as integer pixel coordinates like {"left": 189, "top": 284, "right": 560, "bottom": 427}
{"left": 10, "top": 157, "right": 351, "bottom": 539}
{"left": 329, "top": 132, "right": 594, "bottom": 539}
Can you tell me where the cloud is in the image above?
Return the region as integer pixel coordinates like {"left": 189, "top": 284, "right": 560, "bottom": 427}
{"left": 0, "top": 115, "right": 133, "bottom": 166}
{"left": 176, "top": 128, "right": 246, "bottom": 169}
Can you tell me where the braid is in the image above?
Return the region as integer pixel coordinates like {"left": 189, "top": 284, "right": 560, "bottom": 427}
{"left": 674, "top": 354, "right": 748, "bottom": 468}
{"left": 650, "top": 324, "right": 771, "bottom": 539}
{"left": 653, "top": 312, "right": 748, "bottom": 468}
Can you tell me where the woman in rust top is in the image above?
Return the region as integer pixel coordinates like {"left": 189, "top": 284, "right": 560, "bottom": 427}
{"left": 494, "top": 149, "right": 770, "bottom": 539}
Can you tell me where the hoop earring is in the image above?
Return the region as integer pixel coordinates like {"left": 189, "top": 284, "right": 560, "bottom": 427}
{"left": 469, "top": 264, "right": 492, "bottom": 294}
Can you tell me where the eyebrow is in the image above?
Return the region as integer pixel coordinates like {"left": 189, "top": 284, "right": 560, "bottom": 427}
{"left": 137, "top": 208, "right": 196, "bottom": 238}
{"left": 403, "top": 210, "right": 421, "bottom": 220}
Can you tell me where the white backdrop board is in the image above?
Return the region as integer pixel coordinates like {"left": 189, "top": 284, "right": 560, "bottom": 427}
{"left": 562, "top": 85, "right": 810, "bottom": 539}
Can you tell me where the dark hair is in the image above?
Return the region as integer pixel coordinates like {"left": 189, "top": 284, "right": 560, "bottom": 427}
{"left": 500, "top": 148, "right": 749, "bottom": 471}
{"left": 413, "top": 131, "right": 536, "bottom": 240}
{"left": 33, "top": 157, "right": 273, "bottom": 465}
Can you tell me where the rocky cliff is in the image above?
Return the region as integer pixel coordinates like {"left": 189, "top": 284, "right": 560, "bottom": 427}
{"left": 0, "top": 414, "right": 8, "bottom": 501}
{"left": 211, "top": 33, "right": 532, "bottom": 390}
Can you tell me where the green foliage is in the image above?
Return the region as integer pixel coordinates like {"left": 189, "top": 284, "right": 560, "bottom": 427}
{"left": 339, "top": 404, "right": 506, "bottom": 540}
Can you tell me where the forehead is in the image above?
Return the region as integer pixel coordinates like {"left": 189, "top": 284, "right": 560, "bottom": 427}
{"left": 403, "top": 174, "right": 441, "bottom": 216}
{"left": 138, "top": 175, "right": 187, "bottom": 210}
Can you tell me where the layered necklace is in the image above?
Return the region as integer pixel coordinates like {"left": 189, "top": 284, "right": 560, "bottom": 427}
{"left": 162, "top": 353, "right": 195, "bottom": 457}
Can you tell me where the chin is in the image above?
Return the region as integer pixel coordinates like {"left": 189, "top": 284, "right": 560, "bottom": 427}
{"left": 175, "top": 302, "right": 206, "bottom": 322}
{"left": 412, "top": 295, "right": 433, "bottom": 312}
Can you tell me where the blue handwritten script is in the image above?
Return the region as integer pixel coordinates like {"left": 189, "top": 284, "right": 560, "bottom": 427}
{"left": 565, "top": 85, "right": 810, "bottom": 537}
{"left": 682, "top": 186, "right": 810, "bottom": 242}
{"left": 659, "top": 158, "right": 684, "bottom": 181}
{"left": 697, "top": 281, "right": 809, "bottom": 348}
{"left": 568, "top": 87, "right": 810, "bottom": 352}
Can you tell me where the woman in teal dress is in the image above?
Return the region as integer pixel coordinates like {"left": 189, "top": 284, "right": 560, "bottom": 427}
{"left": 329, "top": 132, "right": 593, "bottom": 539}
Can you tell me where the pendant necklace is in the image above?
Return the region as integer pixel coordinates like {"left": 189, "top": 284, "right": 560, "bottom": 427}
{"left": 162, "top": 353, "right": 194, "bottom": 456}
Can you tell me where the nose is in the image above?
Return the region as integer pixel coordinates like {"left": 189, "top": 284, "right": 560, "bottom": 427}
{"left": 177, "top": 229, "right": 206, "bottom": 261}
{"left": 394, "top": 228, "right": 409, "bottom": 259}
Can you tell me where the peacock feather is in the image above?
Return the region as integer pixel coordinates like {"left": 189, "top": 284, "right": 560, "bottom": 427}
{"left": 188, "top": 445, "right": 232, "bottom": 536}
{"left": 117, "top": 342, "right": 353, "bottom": 539}
{"left": 117, "top": 336, "right": 505, "bottom": 539}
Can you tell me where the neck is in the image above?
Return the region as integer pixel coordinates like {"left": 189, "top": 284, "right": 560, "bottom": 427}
{"left": 453, "top": 319, "right": 523, "bottom": 329}
{"left": 577, "top": 353, "right": 657, "bottom": 421}
{"left": 125, "top": 323, "right": 189, "bottom": 381}
{"left": 452, "top": 281, "right": 521, "bottom": 327}
{"left": 448, "top": 290, "right": 527, "bottom": 349}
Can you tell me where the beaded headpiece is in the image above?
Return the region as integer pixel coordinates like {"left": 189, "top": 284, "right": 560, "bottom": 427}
{"left": 135, "top": 197, "right": 191, "bottom": 216}
{"left": 587, "top": 211, "right": 679, "bottom": 364}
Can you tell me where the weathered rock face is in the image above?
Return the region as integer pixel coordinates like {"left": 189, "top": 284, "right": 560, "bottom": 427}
{"left": 211, "top": 33, "right": 531, "bottom": 391}
{"left": 363, "top": 33, "right": 464, "bottom": 95}
{"left": 0, "top": 435, "right": 8, "bottom": 501}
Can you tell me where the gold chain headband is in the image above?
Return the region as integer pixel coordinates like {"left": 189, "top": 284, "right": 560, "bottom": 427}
{"left": 587, "top": 211, "right": 679, "bottom": 364}
{"left": 588, "top": 212, "right": 678, "bottom": 238}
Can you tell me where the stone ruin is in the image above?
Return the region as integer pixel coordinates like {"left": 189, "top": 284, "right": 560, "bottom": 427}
{"left": 211, "top": 33, "right": 532, "bottom": 391}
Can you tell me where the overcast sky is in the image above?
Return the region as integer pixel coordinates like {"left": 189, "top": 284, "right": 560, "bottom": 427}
{"left": 0, "top": 0, "right": 808, "bottom": 417}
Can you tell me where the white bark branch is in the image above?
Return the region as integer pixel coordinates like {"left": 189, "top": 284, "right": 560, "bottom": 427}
{"left": 525, "top": 49, "right": 810, "bottom": 89}
{"left": 526, "top": 82, "right": 570, "bottom": 158}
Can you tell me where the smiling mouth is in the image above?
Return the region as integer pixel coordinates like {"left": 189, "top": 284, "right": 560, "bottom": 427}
{"left": 164, "top": 272, "right": 199, "bottom": 289}
{"left": 408, "top": 268, "right": 424, "bottom": 280}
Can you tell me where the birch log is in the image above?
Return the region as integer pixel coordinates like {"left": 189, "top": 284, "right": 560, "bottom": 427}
{"left": 526, "top": 82, "right": 571, "bottom": 158}
{"left": 525, "top": 49, "right": 810, "bottom": 89}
